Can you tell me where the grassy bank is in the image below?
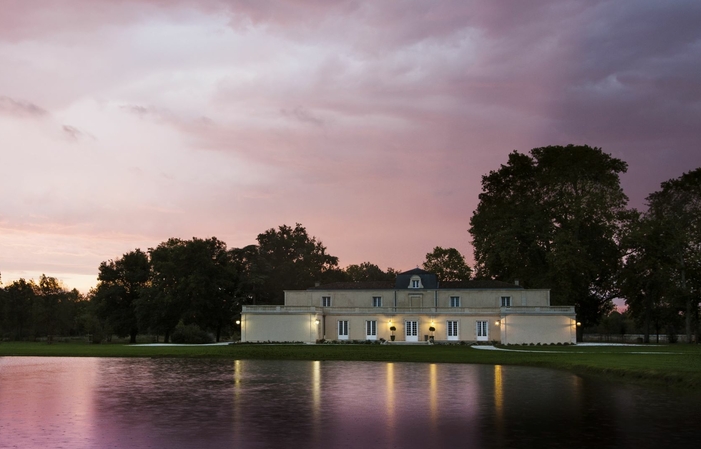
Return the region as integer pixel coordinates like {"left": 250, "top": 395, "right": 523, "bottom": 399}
{"left": 1, "top": 341, "right": 700, "bottom": 391}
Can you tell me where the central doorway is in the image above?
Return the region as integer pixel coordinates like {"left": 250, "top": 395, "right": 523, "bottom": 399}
{"left": 405, "top": 320, "right": 418, "bottom": 342}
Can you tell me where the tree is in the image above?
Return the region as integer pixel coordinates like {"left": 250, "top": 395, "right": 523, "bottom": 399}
{"left": 344, "top": 262, "right": 396, "bottom": 282}
{"left": 92, "top": 249, "right": 150, "bottom": 343}
{"left": 238, "top": 224, "right": 339, "bottom": 304}
{"left": 2, "top": 278, "right": 37, "bottom": 340}
{"left": 469, "top": 145, "right": 629, "bottom": 336}
{"left": 620, "top": 213, "right": 677, "bottom": 343}
{"left": 644, "top": 168, "right": 701, "bottom": 343}
{"left": 137, "top": 237, "right": 237, "bottom": 342}
{"left": 422, "top": 247, "right": 472, "bottom": 281}
{"left": 32, "top": 275, "right": 81, "bottom": 341}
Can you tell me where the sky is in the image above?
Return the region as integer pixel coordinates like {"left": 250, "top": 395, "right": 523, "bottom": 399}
{"left": 1, "top": 0, "right": 700, "bottom": 293}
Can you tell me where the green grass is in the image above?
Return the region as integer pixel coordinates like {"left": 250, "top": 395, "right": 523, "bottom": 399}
{"left": 1, "top": 341, "right": 700, "bottom": 391}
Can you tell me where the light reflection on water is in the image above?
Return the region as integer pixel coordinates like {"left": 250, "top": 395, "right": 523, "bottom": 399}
{"left": 0, "top": 357, "right": 700, "bottom": 448}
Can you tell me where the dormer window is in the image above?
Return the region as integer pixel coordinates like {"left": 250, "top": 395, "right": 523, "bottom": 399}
{"left": 409, "top": 275, "right": 423, "bottom": 289}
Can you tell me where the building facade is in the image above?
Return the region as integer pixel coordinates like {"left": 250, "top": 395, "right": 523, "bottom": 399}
{"left": 241, "top": 268, "right": 577, "bottom": 344}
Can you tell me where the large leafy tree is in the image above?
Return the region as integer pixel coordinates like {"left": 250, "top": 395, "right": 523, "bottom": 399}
{"left": 32, "top": 275, "right": 82, "bottom": 341}
{"left": 235, "top": 224, "right": 339, "bottom": 304}
{"left": 92, "top": 249, "right": 150, "bottom": 343}
{"left": 422, "top": 247, "right": 472, "bottom": 281}
{"left": 2, "top": 278, "right": 37, "bottom": 340}
{"left": 644, "top": 168, "right": 701, "bottom": 342}
{"left": 469, "top": 145, "right": 629, "bottom": 335}
{"left": 620, "top": 213, "right": 677, "bottom": 343}
{"left": 137, "top": 237, "right": 237, "bottom": 342}
{"left": 344, "top": 262, "right": 396, "bottom": 282}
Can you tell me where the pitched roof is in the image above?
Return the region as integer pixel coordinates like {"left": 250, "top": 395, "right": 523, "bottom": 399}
{"left": 306, "top": 279, "right": 524, "bottom": 290}
{"left": 308, "top": 281, "right": 395, "bottom": 290}
{"left": 398, "top": 268, "right": 432, "bottom": 276}
{"left": 439, "top": 280, "right": 523, "bottom": 289}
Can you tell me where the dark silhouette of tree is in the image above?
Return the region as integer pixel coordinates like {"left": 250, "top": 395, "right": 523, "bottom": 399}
{"left": 469, "top": 145, "right": 629, "bottom": 337}
{"left": 92, "top": 249, "right": 150, "bottom": 343}
{"left": 422, "top": 247, "right": 472, "bottom": 281}
{"left": 644, "top": 168, "right": 701, "bottom": 343}
{"left": 2, "top": 278, "right": 36, "bottom": 340}
{"left": 233, "top": 224, "right": 339, "bottom": 304}
{"left": 344, "top": 262, "right": 396, "bottom": 282}
{"left": 137, "top": 237, "right": 237, "bottom": 342}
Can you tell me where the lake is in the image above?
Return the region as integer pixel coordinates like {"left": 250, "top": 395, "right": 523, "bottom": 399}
{"left": 0, "top": 357, "right": 699, "bottom": 448}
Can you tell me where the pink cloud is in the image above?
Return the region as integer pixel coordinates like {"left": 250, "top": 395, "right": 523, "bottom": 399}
{"left": 0, "top": 0, "right": 699, "bottom": 292}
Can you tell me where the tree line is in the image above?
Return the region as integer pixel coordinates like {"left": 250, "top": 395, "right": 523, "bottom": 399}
{"left": 1, "top": 144, "right": 698, "bottom": 344}
{"left": 0, "top": 224, "right": 470, "bottom": 343}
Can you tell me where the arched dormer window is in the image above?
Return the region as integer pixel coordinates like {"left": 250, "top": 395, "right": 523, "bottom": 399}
{"left": 409, "top": 275, "right": 423, "bottom": 289}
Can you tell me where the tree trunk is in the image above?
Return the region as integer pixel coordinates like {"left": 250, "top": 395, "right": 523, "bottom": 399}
{"left": 164, "top": 330, "right": 170, "bottom": 343}
{"left": 643, "top": 308, "right": 650, "bottom": 344}
{"left": 129, "top": 329, "right": 137, "bottom": 344}
{"left": 216, "top": 324, "right": 221, "bottom": 343}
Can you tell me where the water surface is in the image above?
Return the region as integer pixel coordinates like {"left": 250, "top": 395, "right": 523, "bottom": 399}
{"left": 0, "top": 357, "right": 698, "bottom": 448}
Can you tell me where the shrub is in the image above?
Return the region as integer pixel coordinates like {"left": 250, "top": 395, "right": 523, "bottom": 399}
{"left": 171, "top": 322, "right": 214, "bottom": 344}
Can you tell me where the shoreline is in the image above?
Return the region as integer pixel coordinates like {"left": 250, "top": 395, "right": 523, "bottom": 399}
{"left": 1, "top": 341, "right": 700, "bottom": 392}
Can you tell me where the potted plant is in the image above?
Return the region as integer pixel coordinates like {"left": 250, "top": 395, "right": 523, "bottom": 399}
{"left": 389, "top": 325, "right": 396, "bottom": 341}
{"left": 429, "top": 326, "right": 435, "bottom": 343}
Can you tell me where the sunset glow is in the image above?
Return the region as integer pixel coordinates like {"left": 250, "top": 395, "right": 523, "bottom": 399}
{"left": 1, "top": 1, "right": 700, "bottom": 292}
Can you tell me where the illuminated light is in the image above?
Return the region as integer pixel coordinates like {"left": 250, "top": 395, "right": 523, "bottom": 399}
{"left": 576, "top": 322, "right": 582, "bottom": 326}
{"left": 315, "top": 319, "right": 320, "bottom": 325}
{"left": 495, "top": 320, "right": 501, "bottom": 326}
{"left": 235, "top": 320, "right": 241, "bottom": 325}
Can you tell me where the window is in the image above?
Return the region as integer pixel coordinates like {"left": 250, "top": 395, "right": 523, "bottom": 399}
{"left": 322, "top": 296, "right": 331, "bottom": 307}
{"left": 372, "top": 296, "right": 382, "bottom": 307}
{"left": 450, "top": 296, "right": 460, "bottom": 307}
{"left": 500, "top": 296, "right": 511, "bottom": 307}
{"left": 366, "top": 320, "right": 377, "bottom": 340}
{"left": 409, "top": 275, "right": 423, "bottom": 289}
{"left": 447, "top": 321, "right": 459, "bottom": 341}
{"left": 476, "top": 320, "right": 488, "bottom": 341}
{"left": 338, "top": 320, "right": 349, "bottom": 340}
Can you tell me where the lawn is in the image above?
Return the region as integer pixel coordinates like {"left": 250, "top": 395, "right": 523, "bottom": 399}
{"left": 1, "top": 341, "right": 700, "bottom": 391}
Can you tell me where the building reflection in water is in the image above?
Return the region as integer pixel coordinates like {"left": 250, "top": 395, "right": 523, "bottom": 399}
{"left": 429, "top": 363, "right": 438, "bottom": 434}
{"left": 311, "top": 360, "right": 321, "bottom": 444}
{"left": 494, "top": 364, "right": 504, "bottom": 435}
{"left": 233, "top": 359, "right": 243, "bottom": 444}
{"left": 385, "top": 362, "right": 396, "bottom": 445}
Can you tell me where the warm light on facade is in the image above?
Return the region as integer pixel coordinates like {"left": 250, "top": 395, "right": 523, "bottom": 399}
{"left": 315, "top": 319, "right": 320, "bottom": 325}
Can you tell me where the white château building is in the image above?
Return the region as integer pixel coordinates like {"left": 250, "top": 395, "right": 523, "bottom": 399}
{"left": 241, "top": 268, "right": 577, "bottom": 344}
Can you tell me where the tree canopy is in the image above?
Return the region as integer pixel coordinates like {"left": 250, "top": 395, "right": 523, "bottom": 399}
{"left": 469, "top": 145, "right": 629, "bottom": 332}
{"left": 422, "top": 247, "right": 472, "bottom": 281}
{"left": 344, "top": 262, "right": 397, "bottom": 282}
{"left": 137, "top": 237, "right": 237, "bottom": 342}
{"left": 234, "top": 223, "right": 339, "bottom": 304}
{"left": 644, "top": 168, "right": 701, "bottom": 341}
{"left": 92, "top": 249, "right": 150, "bottom": 343}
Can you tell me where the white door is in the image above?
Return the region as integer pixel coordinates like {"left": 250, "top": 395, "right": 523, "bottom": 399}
{"left": 366, "top": 320, "right": 377, "bottom": 340}
{"left": 338, "top": 320, "right": 349, "bottom": 340}
{"left": 405, "top": 321, "right": 418, "bottom": 342}
{"left": 447, "top": 321, "right": 459, "bottom": 341}
{"left": 476, "top": 320, "right": 488, "bottom": 341}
